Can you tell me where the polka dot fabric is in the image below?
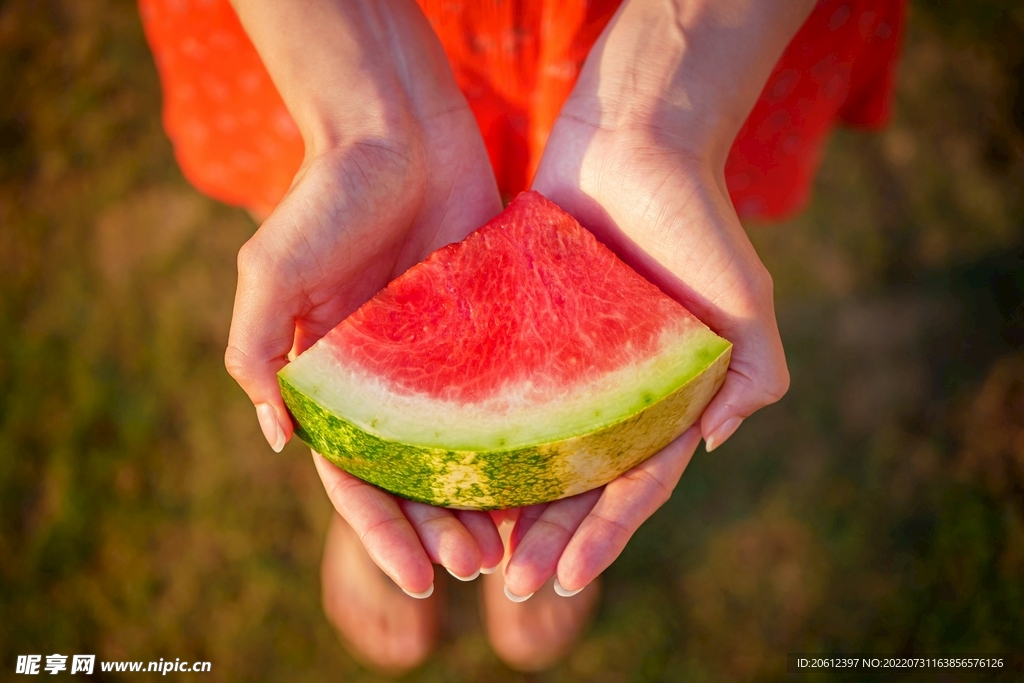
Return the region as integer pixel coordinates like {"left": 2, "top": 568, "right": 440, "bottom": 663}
{"left": 138, "top": 0, "right": 304, "bottom": 218}
{"left": 138, "top": 0, "right": 904, "bottom": 221}
{"left": 724, "top": 0, "right": 905, "bottom": 218}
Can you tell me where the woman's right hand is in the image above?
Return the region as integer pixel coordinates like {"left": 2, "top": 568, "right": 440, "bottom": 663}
{"left": 501, "top": 0, "right": 811, "bottom": 599}
{"left": 224, "top": 0, "right": 506, "bottom": 595}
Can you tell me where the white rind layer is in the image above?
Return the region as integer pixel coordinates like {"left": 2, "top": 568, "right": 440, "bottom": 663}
{"left": 281, "top": 321, "right": 729, "bottom": 451}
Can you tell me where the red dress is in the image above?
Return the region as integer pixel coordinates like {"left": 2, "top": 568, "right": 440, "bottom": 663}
{"left": 138, "top": 0, "right": 904, "bottom": 220}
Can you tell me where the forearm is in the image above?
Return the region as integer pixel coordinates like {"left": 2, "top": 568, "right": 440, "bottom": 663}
{"left": 567, "top": 0, "right": 816, "bottom": 163}
{"left": 228, "top": 0, "right": 462, "bottom": 153}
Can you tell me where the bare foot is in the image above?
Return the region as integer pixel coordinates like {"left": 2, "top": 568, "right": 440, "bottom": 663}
{"left": 321, "top": 513, "right": 440, "bottom": 675}
{"left": 481, "top": 565, "right": 600, "bottom": 671}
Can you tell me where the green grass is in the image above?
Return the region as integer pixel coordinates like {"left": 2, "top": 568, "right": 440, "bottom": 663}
{"left": 1, "top": 1, "right": 1023, "bottom": 681}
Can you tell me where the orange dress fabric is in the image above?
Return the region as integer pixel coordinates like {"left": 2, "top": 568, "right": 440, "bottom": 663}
{"left": 138, "top": 0, "right": 904, "bottom": 220}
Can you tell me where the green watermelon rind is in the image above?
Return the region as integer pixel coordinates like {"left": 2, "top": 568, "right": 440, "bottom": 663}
{"left": 279, "top": 342, "right": 731, "bottom": 509}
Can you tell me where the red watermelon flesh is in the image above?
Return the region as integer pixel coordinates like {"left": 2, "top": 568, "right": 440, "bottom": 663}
{"left": 330, "top": 192, "right": 691, "bottom": 402}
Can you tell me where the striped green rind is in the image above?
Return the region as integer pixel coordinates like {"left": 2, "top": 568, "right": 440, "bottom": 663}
{"left": 279, "top": 344, "right": 731, "bottom": 509}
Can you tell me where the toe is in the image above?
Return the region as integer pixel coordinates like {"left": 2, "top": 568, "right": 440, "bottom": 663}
{"left": 481, "top": 573, "right": 599, "bottom": 672}
{"left": 320, "top": 514, "right": 439, "bottom": 675}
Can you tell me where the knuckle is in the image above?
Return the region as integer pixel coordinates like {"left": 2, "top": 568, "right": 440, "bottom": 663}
{"left": 623, "top": 466, "right": 672, "bottom": 509}
{"left": 223, "top": 344, "right": 250, "bottom": 384}
{"left": 536, "top": 516, "right": 577, "bottom": 538}
{"left": 763, "top": 364, "right": 791, "bottom": 404}
{"left": 652, "top": 479, "right": 673, "bottom": 508}
{"left": 235, "top": 237, "right": 266, "bottom": 277}
{"left": 323, "top": 471, "right": 359, "bottom": 509}
{"left": 592, "top": 510, "right": 634, "bottom": 546}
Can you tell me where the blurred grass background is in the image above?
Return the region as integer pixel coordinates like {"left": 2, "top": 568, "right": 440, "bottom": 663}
{"left": 1, "top": 0, "right": 1023, "bottom": 681}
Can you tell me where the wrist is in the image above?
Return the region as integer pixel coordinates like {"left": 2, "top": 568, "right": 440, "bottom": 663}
{"left": 561, "top": 0, "right": 815, "bottom": 166}
{"left": 230, "top": 0, "right": 464, "bottom": 156}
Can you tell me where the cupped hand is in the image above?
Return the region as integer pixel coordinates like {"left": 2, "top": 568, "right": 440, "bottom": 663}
{"left": 505, "top": 122, "right": 789, "bottom": 597}
{"left": 227, "top": 119, "right": 506, "bottom": 595}
{"left": 502, "top": 0, "right": 797, "bottom": 594}
{"left": 224, "top": 0, "right": 506, "bottom": 594}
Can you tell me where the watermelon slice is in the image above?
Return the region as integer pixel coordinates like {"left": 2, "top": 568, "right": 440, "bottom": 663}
{"left": 279, "top": 192, "right": 730, "bottom": 509}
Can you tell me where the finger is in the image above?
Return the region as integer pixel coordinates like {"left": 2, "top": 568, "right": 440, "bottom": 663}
{"left": 503, "top": 490, "right": 601, "bottom": 597}
{"left": 454, "top": 510, "right": 505, "bottom": 572}
{"left": 689, "top": 232, "right": 788, "bottom": 451}
{"left": 556, "top": 427, "right": 701, "bottom": 592}
{"left": 508, "top": 502, "right": 548, "bottom": 555}
{"left": 701, "top": 317, "right": 789, "bottom": 451}
{"left": 312, "top": 452, "right": 435, "bottom": 596}
{"left": 398, "top": 499, "right": 482, "bottom": 580}
{"left": 225, "top": 236, "right": 299, "bottom": 452}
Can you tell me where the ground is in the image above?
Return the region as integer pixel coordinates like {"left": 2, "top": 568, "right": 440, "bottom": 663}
{"left": 1, "top": 1, "right": 1022, "bottom": 681}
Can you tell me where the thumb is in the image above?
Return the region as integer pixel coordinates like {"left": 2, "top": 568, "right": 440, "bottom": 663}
{"left": 225, "top": 238, "right": 298, "bottom": 452}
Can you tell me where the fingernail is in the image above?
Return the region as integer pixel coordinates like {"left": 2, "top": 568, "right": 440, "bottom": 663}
{"left": 256, "top": 403, "right": 285, "bottom": 453}
{"left": 553, "top": 577, "right": 585, "bottom": 597}
{"left": 503, "top": 585, "right": 534, "bottom": 602}
{"left": 705, "top": 416, "right": 743, "bottom": 453}
{"left": 446, "top": 567, "right": 481, "bottom": 582}
{"left": 402, "top": 583, "right": 434, "bottom": 599}
{"left": 479, "top": 564, "right": 500, "bottom": 575}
